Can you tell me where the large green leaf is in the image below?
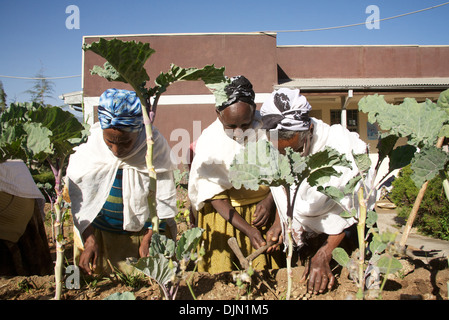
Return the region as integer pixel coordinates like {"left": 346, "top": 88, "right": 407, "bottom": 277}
{"left": 0, "top": 135, "right": 27, "bottom": 162}
{"left": 84, "top": 38, "right": 228, "bottom": 105}
{"left": 377, "top": 254, "right": 402, "bottom": 274}
{"left": 308, "top": 147, "right": 351, "bottom": 171}
{"left": 153, "top": 63, "right": 228, "bottom": 98}
{"left": 352, "top": 152, "right": 371, "bottom": 173}
{"left": 369, "top": 238, "right": 387, "bottom": 255}
{"left": 308, "top": 166, "right": 342, "bottom": 187}
{"left": 148, "top": 233, "right": 175, "bottom": 259}
{"left": 0, "top": 103, "right": 88, "bottom": 164}
{"left": 306, "top": 147, "right": 352, "bottom": 187}
{"left": 0, "top": 102, "right": 37, "bottom": 125}
{"left": 388, "top": 145, "right": 416, "bottom": 173}
{"left": 343, "top": 175, "right": 362, "bottom": 195}
{"left": 27, "top": 106, "right": 87, "bottom": 158}
{"left": 359, "top": 94, "right": 449, "bottom": 148}
{"left": 229, "top": 140, "right": 294, "bottom": 190}
{"left": 437, "top": 88, "right": 449, "bottom": 115}
{"left": 376, "top": 134, "right": 399, "bottom": 169}
{"left": 175, "top": 227, "right": 204, "bottom": 261}
{"left": 410, "top": 146, "right": 449, "bottom": 188}
{"left": 205, "top": 81, "right": 231, "bottom": 107}
{"left": 22, "top": 122, "right": 53, "bottom": 161}
{"left": 83, "top": 39, "right": 154, "bottom": 95}
{"left": 103, "top": 292, "right": 136, "bottom": 300}
{"left": 91, "top": 62, "right": 127, "bottom": 83}
{"left": 332, "top": 247, "right": 350, "bottom": 268}
{"left": 317, "top": 185, "right": 345, "bottom": 203}
{"left": 230, "top": 140, "right": 355, "bottom": 194}
{"left": 132, "top": 253, "right": 175, "bottom": 286}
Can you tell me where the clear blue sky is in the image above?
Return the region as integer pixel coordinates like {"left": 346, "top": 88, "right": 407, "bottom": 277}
{"left": 1, "top": 0, "right": 448, "bottom": 105}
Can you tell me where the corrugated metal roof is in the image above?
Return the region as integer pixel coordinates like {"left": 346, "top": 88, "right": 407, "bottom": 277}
{"left": 276, "top": 78, "right": 449, "bottom": 90}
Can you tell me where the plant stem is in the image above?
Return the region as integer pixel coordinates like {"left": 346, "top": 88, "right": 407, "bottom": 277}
{"left": 286, "top": 217, "right": 293, "bottom": 300}
{"left": 54, "top": 192, "right": 64, "bottom": 300}
{"left": 51, "top": 158, "right": 65, "bottom": 300}
{"left": 186, "top": 263, "right": 198, "bottom": 300}
{"left": 356, "top": 187, "right": 367, "bottom": 300}
{"left": 399, "top": 136, "right": 445, "bottom": 251}
{"left": 283, "top": 184, "right": 294, "bottom": 300}
{"left": 139, "top": 95, "right": 159, "bottom": 233}
{"left": 377, "top": 254, "right": 394, "bottom": 300}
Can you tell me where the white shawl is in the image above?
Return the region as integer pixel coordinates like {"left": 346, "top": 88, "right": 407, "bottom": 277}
{"left": 271, "top": 118, "right": 375, "bottom": 248}
{"left": 188, "top": 113, "right": 265, "bottom": 211}
{"left": 67, "top": 123, "right": 177, "bottom": 241}
{"left": 0, "top": 160, "right": 46, "bottom": 208}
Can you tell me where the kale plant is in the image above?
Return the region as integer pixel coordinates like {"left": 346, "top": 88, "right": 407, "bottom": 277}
{"left": 0, "top": 102, "right": 90, "bottom": 299}
{"left": 131, "top": 227, "right": 204, "bottom": 300}
{"left": 229, "top": 139, "right": 352, "bottom": 299}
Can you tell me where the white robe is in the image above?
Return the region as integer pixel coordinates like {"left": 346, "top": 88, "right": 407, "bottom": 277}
{"left": 271, "top": 118, "right": 376, "bottom": 249}
{"left": 188, "top": 113, "right": 265, "bottom": 211}
{"left": 67, "top": 123, "right": 177, "bottom": 242}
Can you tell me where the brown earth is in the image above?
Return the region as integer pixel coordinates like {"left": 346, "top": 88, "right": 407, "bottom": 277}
{"left": 0, "top": 204, "right": 448, "bottom": 301}
{"left": 0, "top": 255, "right": 448, "bottom": 301}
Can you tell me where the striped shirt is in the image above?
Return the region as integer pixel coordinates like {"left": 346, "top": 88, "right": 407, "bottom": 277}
{"left": 92, "top": 169, "right": 164, "bottom": 234}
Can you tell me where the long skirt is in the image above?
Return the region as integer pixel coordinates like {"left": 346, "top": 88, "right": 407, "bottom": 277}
{"left": 197, "top": 202, "right": 285, "bottom": 274}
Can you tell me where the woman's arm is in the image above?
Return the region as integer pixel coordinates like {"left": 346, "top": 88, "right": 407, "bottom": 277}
{"left": 210, "top": 198, "right": 266, "bottom": 249}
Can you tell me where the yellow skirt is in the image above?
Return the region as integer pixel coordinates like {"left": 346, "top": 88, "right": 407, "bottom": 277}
{"left": 197, "top": 188, "right": 285, "bottom": 274}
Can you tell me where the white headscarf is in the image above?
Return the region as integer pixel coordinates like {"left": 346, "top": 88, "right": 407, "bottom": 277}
{"left": 67, "top": 123, "right": 177, "bottom": 243}
{"left": 260, "top": 88, "right": 312, "bottom": 132}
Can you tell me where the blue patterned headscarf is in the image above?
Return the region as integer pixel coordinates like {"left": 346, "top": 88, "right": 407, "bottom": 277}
{"left": 98, "top": 89, "right": 143, "bottom": 132}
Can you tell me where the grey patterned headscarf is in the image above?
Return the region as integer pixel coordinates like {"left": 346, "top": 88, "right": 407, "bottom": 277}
{"left": 260, "top": 88, "right": 312, "bottom": 131}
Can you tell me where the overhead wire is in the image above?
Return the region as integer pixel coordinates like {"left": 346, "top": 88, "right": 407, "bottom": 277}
{"left": 263, "top": 1, "right": 449, "bottom": 33}
{"left": 1, "top": 2, "right": 448, "bottom": 81}
{"left": 0, "top": 75, "right": 81, "bottom": 80}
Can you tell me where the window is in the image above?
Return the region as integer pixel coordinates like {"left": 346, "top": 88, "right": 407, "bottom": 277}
{"left": 330, "top": 109, "right": 358, "bottom": 133}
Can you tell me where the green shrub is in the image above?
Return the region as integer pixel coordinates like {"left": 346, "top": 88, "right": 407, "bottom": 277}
{"left": 32, "top": 170, "right": 55, "bottom": 202}
{"left": 390, "top": 165, "right": 449, "bottom": 240}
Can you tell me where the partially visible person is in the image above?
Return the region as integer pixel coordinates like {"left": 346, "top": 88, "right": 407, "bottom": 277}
{"left": 188, "top": 76, "right": 284, "bottom": 274}
{"left": 0, "top": 160, "right": 53, "bottom": 276}
{"left": 67, "top": 88, "right": 177, "bottom": 276}
{"left": 261, "top": 88, "right": 375, "bottom": 294}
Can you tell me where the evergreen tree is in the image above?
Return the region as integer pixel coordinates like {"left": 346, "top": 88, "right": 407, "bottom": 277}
{"left": 25, "top": 66, "right": 55, "bottom": 106}
{"left": 0, "top": 81, "right": 7, "bottom": 112}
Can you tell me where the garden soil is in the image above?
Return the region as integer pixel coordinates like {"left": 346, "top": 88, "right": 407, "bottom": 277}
{"left": 0, "top": 203, "right": 448, "bottom": 301}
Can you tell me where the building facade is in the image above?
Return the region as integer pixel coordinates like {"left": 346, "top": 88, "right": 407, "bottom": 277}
{"left": 82, "top": 32, "right": 449, "bottom": 176}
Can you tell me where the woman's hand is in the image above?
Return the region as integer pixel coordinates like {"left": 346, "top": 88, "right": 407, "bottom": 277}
{"left": 211, "top": 198, "right": 266, "bottom": 249}
{"left": 265, "top": 211, "right": 283, "bottom": 253}
{"left": 139, "top": 228, "right": 153, "bottom": 258}
{"left": 300, "top": 232, "right": 345, "bottom": 294}
{"left": 301, "top": 248, "right": 335, "bottom": 294}
{"left": 252, "top": 193, "right": 275, "bottom": 228}
{"left": 79, "top": 225, "right": 99, "bottom": 275}
{"left": 245, "top": 226, "right": 267, "bottom": 249}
